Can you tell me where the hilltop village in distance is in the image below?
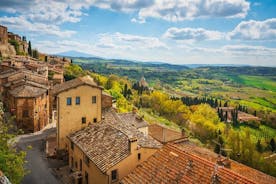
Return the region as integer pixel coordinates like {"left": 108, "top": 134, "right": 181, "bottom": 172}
{"left": 0, "top": 25, "right": 276, "bottom": 184}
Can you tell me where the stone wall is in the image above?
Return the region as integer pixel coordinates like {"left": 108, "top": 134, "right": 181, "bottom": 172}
{"left": 101, "top": 92, "right": 113, "bottom": 109}
{"left": 0, "top": 25, "right": 8, "bottom": 44}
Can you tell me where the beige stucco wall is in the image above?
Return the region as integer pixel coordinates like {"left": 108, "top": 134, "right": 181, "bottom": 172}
{"left": 57, "top": 85, "right": 102, "bottom": 150}
{"left": 68, "top": 140, "right": 109, "bottom": 184}
{"left": 68, "top": 138, "right": 158, "bottom": 184}
{"left": 107, "top": 147, "right": 157, "bottom": 184}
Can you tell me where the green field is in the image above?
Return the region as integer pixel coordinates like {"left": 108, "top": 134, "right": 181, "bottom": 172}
{"left": 230, "top": 75, "right": 276, "bottom": 92}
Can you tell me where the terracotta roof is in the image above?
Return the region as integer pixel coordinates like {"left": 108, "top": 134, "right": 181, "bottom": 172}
{"left": 118, "top": 112, "right": 148, "bottom": 128}
{"left": 51, "top": 75, "right": 102, "bottom": 95}
{"left": 9, "top": 84, "right": 47, "bottom": 98}
{"left": 149, "top": 124, "right": 183, "bottom": 143}
{"left": 121, "top": 143, "right": 257, "bottom": 184}
{"left": 102, "top": 109, "right": 162, "bottom": 149}
{"left": 102, "top": 91, "right": 113, "bottom": 97}
{"left": 5, "top": 79, "right": 49, "bottom": 89}
{"left": 68, "top": 109, "right": 162, "bottom": 173}
{"left": 69, "top": 124, "right": 130, "bottom": 173}
{"left": 0, "top": 69, "right": 17, "bottom": 78}
{"left": 175, "top": 140, "right": 276, "bottom": 184}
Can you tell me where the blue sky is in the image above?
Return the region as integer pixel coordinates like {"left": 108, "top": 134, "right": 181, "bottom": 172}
{"left": 0, "top": 0, "right": 275, "bottom": 66}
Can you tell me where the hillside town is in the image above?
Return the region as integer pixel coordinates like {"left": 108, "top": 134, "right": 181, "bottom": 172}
{"left": 0, "top": 24, "right": 276, "bottom": 184}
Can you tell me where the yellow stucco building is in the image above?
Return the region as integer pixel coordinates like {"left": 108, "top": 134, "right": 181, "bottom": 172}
{"left": 67, "top": 108, "right": 162, "bottom": 184}
{"left": 51, "top": 75, "right": 162, "bottom": 184}
{"left": 51, "top": 76, "right": 103, "bottom": 150}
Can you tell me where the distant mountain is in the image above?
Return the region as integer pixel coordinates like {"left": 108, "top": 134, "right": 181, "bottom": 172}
{"left": 55, "top": 50, "right": 96, "bottom": 58}
{"left": 184, "top": 64, "right": 250, "bottom": 68}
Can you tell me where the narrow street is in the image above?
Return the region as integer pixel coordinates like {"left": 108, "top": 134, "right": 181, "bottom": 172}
{"left": 16, "top": 127, "right": 65, "bottom": 184}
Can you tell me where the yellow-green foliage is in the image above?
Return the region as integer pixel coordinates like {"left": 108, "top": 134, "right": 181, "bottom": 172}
{"left": 189, "top": 104, "right": 225, "bottom": 141}
{"left": 64, "top": 64, "right": 86, "bottom": 80}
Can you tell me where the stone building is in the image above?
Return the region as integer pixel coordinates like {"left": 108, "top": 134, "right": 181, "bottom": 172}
{"left": 68, "top": 108, "right": 162, "bottom": 184}
{"left": 101, "top": 91, "right": 113, "bottom": 109}
{"left": 8, "top": 32, "right": 21, "bottom": 42}
{"left": 139, "top": 76, "right": 149, "bottom": 88}
{"left": 8, "top": 83, "right": 49, "bottom": 133}
{"left": 0, "top": 25, "right": 16, "bottom": 57}
{"left": 0, "top": 25, "right": 8, "bottom": 44}
{"left": 0, "top": 64, "right": 50, "bottom": 133}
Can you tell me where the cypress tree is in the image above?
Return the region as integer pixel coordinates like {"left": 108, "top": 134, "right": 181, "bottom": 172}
{"left": 28, "top": 41, "right": 32, "bottom": 56}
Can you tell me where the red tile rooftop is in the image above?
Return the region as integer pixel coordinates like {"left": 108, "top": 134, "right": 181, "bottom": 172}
{"left": 121, "top": 143, "right": 266, "bottom": 184}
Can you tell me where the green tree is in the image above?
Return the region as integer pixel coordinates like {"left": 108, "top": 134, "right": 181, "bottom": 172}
{"left": 0, "top": 102, "right": 26, "bottom": 183}
{"left": 32, "top": 49, "right": 39, "bottom": 59}
{"left": 28, "top": 41, "right": 32, "bottom": 56}
{"left": 270, "top": 138, "right": 276, "bottom": 152}
{"left": 256, "top": 139, "right": 263, "bottom": 152}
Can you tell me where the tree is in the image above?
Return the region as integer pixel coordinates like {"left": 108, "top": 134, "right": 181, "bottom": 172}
{"left": 28, "top": 41, "right": 32, "bottom": 56}
{"left": 270, "top": 138, "right": 276, "bottom": 152}
{"left": 0, "top": 102, "right": 26, "bottom": 183}
{"left": 44, "top": 55, "right": 48, "bottom": 62}
{"left": 256, "top": 139, "right": 263, "bottom": 152}
{"left": 253, "top": 110, "right": 257, "bottom": 117}
{"left": 32, "top": 49, "right": 39, "bottom": 59}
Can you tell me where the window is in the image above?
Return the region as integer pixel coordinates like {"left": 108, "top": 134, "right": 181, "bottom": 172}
{"left": 71, "top": 141, "right": 74, "bottom": 150}
{"left": 93, "top": 118, "right": 97, "bottom": 123}
{"left": 82, "top": 117, "right": 86, "bottom": 124}
{"left": 138, "top": 153, "right": 141, "bottom": 160}
{"left": 71, "top": 157, "right": 74, "bottom": 168}
{"left": 75, "top": 161, "right": 78, "bottom": 169}
{"left": 23, "top": 110, "right": 29, "bottom": 117}
{"left": 67, "top": 97, "right": 72, "bottom": 105}
{"left": 84, "top": 155, "right": 89, "bottom": 166}
{"left": 85, "top": 171, "right": 89, "bottom": 184}
{"left": 80, "top": 159, "right": 82, "bottom": 171}
{"left": 111, "top": 170, "right": 118, "bottom": 182}
{"left": 76, "top": 96, "right": 80, "bottom": 105}
{"left": 92, "top": 96, "right": 97, "bottom": 104}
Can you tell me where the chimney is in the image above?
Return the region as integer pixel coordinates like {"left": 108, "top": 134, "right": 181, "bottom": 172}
{"left": 132, "top": 107, "right": 137, "bottom": 114}
{"left": 128, "top": 137, "right": 138, "bottom": 153}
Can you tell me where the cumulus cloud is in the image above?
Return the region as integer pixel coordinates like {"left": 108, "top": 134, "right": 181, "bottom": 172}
{"left": 0, "top": 16, "right": 76, "bottom": 37}
{"left": 138, "top": 0, "right": 250, "bottom": 22}
{"left": 0, "top": 0, "right": 250, "bottom": 24}
{"left": 0, "top": 0, "right": 86, "bottom": 24}
{"left": 228, "top": 18, "right": 276, "bottom": 40}
{"left": 222, "top": 45, "right": 276, "bottom": 55}
{"left": 92, "top": 0, "right": 250, "bottom": 21}
{"left": 164, "top": 27, "right": 224, "bottom": 41}
{"left": 97, "top": 32, "right": 167, "bottom": 49}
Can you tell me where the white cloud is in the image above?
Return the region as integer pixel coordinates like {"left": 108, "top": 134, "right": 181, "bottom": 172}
{"left": 0, "top": 0, "right": 250, "bottom": 24}
{"left": 164, "top": 27, "right": 224, "bottom": 41}
{"left": 97, "top": 32, "right": 167, "bottom": 49}
{"left": 222, "top": 45, "right": 276, "bottom": 55}
{"left": 228, "top": 18, "right": 276, "bottom": 40}
{"left": 0, "top": 0, "right": 86, "bottom": 24}
{"left": 131, "top": 17, "right": 146, "bottom": 24}
{"left": 138, "top": 0, "right": 250, "bottom": 22}
{"left": 0, "top": 16, "right": 76, "bottom": 37}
